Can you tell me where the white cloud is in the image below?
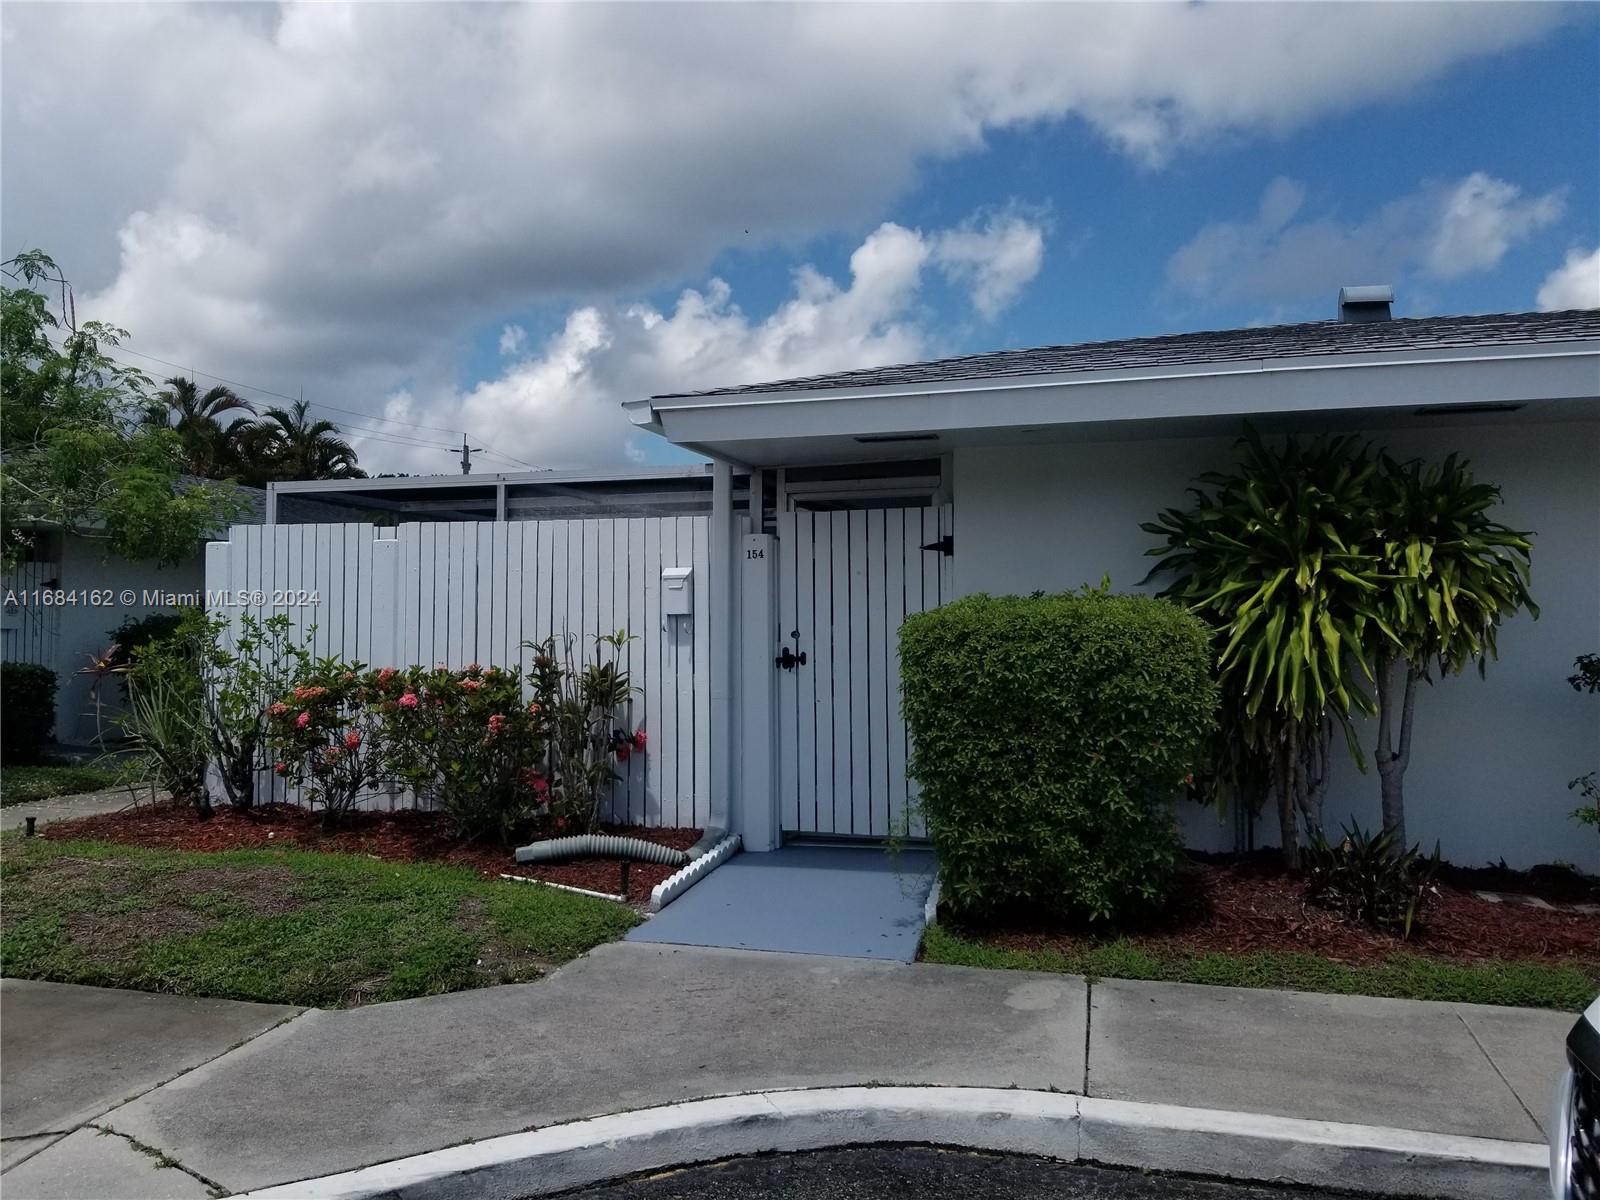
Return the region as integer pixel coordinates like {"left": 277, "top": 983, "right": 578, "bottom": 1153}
{"left": 376, "top": 218, "right": 1035, "bottom": 471}
{"left": 1166, "top": 173, "right": 1566, "bottom": 307}
{"left": 931, "top": 208, "right": 1048, "bottom": 319}
{"left": 498, "top": 324, "right": 528, "bottom": 357}
{"left": 0, "top": 3, "right": 1567, "bottom": 468}
{"left": 1428, "top": 174, "right": 1567, "bottom": 278}
{"left": 1536, "top": 247, "right": 1600, "bottom": 311}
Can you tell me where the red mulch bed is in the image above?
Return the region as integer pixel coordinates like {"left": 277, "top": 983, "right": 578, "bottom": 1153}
{"left": 959, "top": 857, "right": 1599, "bottom": 967}
{"left": 41, "top": 804, "right": 701, "bottom": 908}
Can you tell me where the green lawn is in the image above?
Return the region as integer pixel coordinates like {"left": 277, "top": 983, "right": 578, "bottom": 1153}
{"left": 0, "top": 765, "right": 127, "bottom": 807}
{"left": 0, "top": 836, "right": 638, "bottom": 1007}
{"left": 922, "top": 923, "right": 1596, "bottom": 1011}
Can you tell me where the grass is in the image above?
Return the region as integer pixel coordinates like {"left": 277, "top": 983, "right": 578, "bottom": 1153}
{"left": 0, "top": 834, "right": 638, "bottom": 1007}
{"left": 922, "top": 923, "right": 1596, "bottom": 1011}
{"left": 0, "top": 764, "right": 127, "bottom": 807}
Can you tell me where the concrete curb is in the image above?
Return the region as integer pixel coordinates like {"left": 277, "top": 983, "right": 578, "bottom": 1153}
{"left": 647, "top": 833, "right": 740, "bottom": 913}
{"left": 232, "top": 1085, "right": 1548, "bottom": 1200}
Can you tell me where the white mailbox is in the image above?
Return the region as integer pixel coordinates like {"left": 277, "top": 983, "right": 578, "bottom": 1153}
{"left": 661, "top": 565, "right": 694, "bottom": 616}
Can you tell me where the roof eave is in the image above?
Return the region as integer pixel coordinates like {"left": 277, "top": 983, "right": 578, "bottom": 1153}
{"left": 636, "top": 339, "right": 1600, "bottom": 461}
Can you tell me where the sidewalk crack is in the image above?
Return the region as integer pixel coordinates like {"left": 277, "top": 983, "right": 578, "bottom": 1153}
{"left": 1081, "top": 977, "right": 1092, "bottom": 1097}
{"left": 1454, "top": 1010, "right": 1543, "bottom": 1138}
{"left": 87, "top": 1124, "right": 230, "bottom": 1198}
{"left": 93, "top": 1008, "right": 312, "bottom": 1129}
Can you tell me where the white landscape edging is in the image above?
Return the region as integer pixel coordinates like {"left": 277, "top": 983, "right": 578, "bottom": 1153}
{"left": 233, "top": 1085, "right": 1548, "bottom": 1200}
{"left": 496, "top": 874, "right": 628, "bottom": 904}
{"left": 647, "top": 833, "right": 740, "bottom": 913}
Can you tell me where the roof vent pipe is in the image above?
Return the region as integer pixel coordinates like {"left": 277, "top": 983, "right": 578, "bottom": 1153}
{"left": 1338, "top": 285, "right": 1393, "bottom": 323}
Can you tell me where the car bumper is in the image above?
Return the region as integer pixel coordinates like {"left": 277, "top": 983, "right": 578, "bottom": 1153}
{"left": 1554, "top": 1013, "right": 1600, "bottom": 1200}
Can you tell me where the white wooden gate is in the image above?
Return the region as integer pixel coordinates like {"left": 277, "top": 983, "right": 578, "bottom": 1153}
{"left": 775, "top": 505, "right": 952, "bottom": 839}
{"left": 205, "top": 518, "right": 714, "bottom": 828}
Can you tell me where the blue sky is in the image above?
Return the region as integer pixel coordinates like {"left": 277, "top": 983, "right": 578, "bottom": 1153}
{"left": 471, "top": 11, "right": 1598, "bottom": 386}
{"left": 5, "top": 3, "right": 1596, "bottom": 473}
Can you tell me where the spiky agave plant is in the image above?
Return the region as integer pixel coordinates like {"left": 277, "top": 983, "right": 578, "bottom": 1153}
{"left": 1144, "top": 428, "right": 1395, "bottom": 869}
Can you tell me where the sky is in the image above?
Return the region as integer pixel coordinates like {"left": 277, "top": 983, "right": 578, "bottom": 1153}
{"left": 3, "top": 2, "right": 1597, "bottom": 475}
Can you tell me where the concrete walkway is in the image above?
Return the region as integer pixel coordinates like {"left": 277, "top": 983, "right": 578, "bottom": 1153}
{"left": 0, "top": 946, "right": 1576, "bottom": 1198}
{"left": 0, "top": 786, "right": 157, "bottom": 832}
{"left": 628, "top": 846, "right": 938, "bottom": 960}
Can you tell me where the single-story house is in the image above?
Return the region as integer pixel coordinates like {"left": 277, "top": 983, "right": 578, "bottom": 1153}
{"left": 1, "top": 483, "right": 350, "bottom": 745}
{"left": 619, "top": 291, "right": 1600, "bottom": 872}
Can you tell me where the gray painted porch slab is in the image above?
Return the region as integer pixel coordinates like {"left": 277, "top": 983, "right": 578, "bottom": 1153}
{"left": 627, "top": 846, "right": 937, "bottom": 960}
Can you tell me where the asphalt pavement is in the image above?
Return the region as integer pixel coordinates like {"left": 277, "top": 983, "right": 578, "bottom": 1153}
{"left": 558, "top": 1147, "right": 1359, "bottom": 1199}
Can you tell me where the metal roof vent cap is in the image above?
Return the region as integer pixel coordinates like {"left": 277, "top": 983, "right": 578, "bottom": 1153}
{"left": 1338, "top": 284, "right": 1394, "bottom": 323}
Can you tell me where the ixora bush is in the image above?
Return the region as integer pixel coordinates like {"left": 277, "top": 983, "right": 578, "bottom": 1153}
{"left": 265, "top": 663, "right": 395, "bottom": 827}
{"left": 900, "top": 587, "right": 1218, "bottom": 923}
{"left": 384, "top": 663, "right": 555, "bottom": 843}
{"left": 264, "top": 634, "right": 643, "bottom": 840}
{"left": 0, "top": 662, "right": 58, "bottom": 764}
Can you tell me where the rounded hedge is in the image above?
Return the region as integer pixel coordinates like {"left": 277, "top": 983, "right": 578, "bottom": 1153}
{"left": 1, "top": 662, "right": 59, "bottom": 765}
{"left": 900, "top": 588, "right": 1218, "bottom": 924}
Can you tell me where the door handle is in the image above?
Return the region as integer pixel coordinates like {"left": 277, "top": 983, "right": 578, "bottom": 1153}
{"left": 775, "top": 629, "right": 807, "bottom": 671}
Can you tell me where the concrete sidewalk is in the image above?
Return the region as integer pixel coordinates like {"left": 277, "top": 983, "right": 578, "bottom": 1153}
{"left": 0, "top": 945, "right": 1575, "bottom": 1198}
{"left": 0, "top": 787, "right": 156, "bottom": 832}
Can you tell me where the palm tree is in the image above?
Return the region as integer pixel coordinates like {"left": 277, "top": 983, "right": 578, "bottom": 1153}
{"left": 248, "top": 399, "right": 363, "bottom": 481}
{"left": 151, "top": 377, "right": 255, "bottom": 479}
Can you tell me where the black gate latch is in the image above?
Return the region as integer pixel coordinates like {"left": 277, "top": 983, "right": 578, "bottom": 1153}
{"left": 921, "top": 534, "right": 954, "bottom": 556}
{"left": 775, "top": 629, "right": 807, "bottom": 671}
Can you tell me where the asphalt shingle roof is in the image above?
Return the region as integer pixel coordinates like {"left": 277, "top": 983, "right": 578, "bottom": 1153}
{"left": 654, "top": 309, "right": 1600, "bottom": 399}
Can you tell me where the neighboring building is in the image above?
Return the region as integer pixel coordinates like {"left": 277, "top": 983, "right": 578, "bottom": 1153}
{"left": 0, "top": 484, "right": 351, "bottom": 745}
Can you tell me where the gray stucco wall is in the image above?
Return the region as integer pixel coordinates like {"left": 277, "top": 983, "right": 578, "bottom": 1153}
{"left": 52, "top": 537, "right": 207, "bottom": 745}
{"left": 953, "top": 416, "right": 1600, "bottom": 872}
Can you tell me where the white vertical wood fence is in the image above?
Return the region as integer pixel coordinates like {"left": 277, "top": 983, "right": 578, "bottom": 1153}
{"left": 205, "top": 519, "right": 714, "bottom": 828}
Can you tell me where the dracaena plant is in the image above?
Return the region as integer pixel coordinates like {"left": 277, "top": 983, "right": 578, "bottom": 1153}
{"left": 1144, "top": 428, "right": 1393, "bottom": 869}
{"left": 1367, "top": 453, "right": 1535, "bottom": 847}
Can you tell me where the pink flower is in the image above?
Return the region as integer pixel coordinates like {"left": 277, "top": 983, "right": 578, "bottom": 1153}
{"left": 273, "top": 762, "right": 286, "bottom": 775}
{"left": 466, "top": 663, "right": 481, "bottom": 674}
{"left": 461, "top": 679, "right": 482, "bottom": 692}
{"left": 322, "top": 746, "right": 342, "bottom": 764}
{"left": 616, "top": 745, "right": 631, "bottom": 762}
{"left": 269, "top": 702, "right": 289, "bottom": 716}
{"left": 632, "top": 729, "right": 648, "bottom": 751}
{"left": 532, "top": 776, "right": 549, "bottom": 797}
{"left": 344, "top": 731, "right": 361, "bottom": 750}
{"left": 526, "top": 701, "right": 541, "bottom": 714}
{"left": 377, "top": 667, "right": 397, "bottom": 682}
{"left": 398, "top": 692, "right": 419, "bottom": 709}
{"left": 487, "top": 714, "right": 507, "bottom": 735}
{"left": 296, "top": 711, "right": 311, "bottom": 729}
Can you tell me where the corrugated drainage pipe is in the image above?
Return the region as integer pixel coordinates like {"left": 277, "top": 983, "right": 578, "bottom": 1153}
{"left": 513, "top": 834, "right": 689, "bottom": 867}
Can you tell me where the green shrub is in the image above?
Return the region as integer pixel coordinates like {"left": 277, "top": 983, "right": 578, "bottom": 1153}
{"left": 106, "top": 610, "right": 195, "bottom": 693}
{"left": 1303, "top": 823, "right": 1441, "bottom": 939}
{"left": 900, "top": 587, "right": 1218, "bottom": 923}
{"left": 1, "top": 663, "right": 58, "bottom": 764}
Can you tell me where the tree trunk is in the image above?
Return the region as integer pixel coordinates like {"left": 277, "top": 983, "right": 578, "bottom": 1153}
{"left": 1276, "top": 720, "right": 1300, "bottom": 871}
{"left": 1374, "top": 655, "right": 1419, "bottom": 849}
